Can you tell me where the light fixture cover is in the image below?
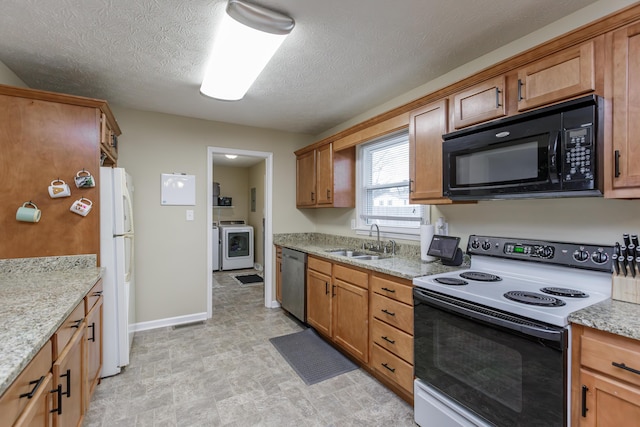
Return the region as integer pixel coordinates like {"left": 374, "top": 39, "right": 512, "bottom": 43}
{"left": 200, "top": 0, "right": 295, "bottom": 101}
{"left": 225, "top": 154, "right": 238, "bottom": 159}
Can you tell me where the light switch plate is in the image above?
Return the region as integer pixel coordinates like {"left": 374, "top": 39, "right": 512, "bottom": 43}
{"left": 186, "top": 210, "right": 194, "bottom": 221}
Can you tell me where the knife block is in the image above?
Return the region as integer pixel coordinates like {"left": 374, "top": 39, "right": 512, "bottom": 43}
{"left": 612, "top": 274, "right": 640, "bottom": 304}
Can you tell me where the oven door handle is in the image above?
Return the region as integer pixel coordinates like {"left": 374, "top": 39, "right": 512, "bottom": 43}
{"left": 414, "top": 288, "right": 565, "bottom": 343}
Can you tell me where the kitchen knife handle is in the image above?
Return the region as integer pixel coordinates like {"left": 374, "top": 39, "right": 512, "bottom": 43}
{"left": 614, "top": 150, "right": 621, "bottom": 178}
{"left": 612, "top": 254, "right": 620, "bottom": 275}
{"left": 632, "top": 235, "right": 639, "bottom": 248}
{"left": 623, "top": 234, "right": 631, "bottom": 248}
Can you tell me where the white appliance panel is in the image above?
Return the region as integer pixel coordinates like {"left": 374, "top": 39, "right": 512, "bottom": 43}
{"left": 100, "top": 167, "right": 135, "bottom": 377}
{"left": 220, "top": 224, "right": 254, "bottom": 270}
{"left": 212, "top": 226, "right": 220, "bottom": 271}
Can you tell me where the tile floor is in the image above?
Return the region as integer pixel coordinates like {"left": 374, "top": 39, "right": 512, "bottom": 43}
{"left": 84, "top": 269, "right": 416, "bottom": 426}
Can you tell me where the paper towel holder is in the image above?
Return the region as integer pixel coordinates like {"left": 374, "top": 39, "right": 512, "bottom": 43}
{"left": 428, "top": 235, "right": 463, "bottom": 266}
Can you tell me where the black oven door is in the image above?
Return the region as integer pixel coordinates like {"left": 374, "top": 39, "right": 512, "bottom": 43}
{"left": 414, "top": 288, "right": 568, "bottom": 427}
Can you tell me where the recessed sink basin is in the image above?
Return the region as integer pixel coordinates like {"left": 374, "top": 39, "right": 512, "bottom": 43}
{"left": 326, "top": 250, "right": 387, "bottom": 260}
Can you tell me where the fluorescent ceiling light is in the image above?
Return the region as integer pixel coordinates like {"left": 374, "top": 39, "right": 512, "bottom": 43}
{"left": 200, "top": 0, "right": 295, "bottom": 101}
{"left": 225, "top": 154, "right": 238, "bottom": 159}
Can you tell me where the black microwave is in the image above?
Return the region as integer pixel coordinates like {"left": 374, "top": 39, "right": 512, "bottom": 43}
{"left": 442, "top": 95, "right": 604, "bottom": 200}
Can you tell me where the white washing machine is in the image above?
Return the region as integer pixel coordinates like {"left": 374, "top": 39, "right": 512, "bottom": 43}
{"left": 219, "top": 221, "right": 254, "bottom": 271}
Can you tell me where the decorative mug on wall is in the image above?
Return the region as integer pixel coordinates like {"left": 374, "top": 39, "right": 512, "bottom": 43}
{"left": 16, "top": 201, "right": 42, "bottom": 223}
{"left": 48, "top": 179, "right": 71, "bottom": 198}
{"left": 70, "top": 198, "right": 92, "bottom": 216}
{"left": 74, "top": 170, "right": 95, "bottom": 188}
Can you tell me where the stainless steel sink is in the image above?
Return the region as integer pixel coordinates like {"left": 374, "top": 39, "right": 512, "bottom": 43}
{"left": 326, "top": 249, "right": 387, "bottom": 260}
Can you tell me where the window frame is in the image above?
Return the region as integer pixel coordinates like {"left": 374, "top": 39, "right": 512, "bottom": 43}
{"left": 355, "top": 130, "right": 429, "bottom": 241}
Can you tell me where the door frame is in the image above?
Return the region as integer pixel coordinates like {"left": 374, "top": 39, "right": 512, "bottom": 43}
{"left": 207, "top": 147, "right": 275, "bottom": 318}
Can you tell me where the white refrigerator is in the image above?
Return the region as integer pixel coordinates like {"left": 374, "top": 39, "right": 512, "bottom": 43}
{"left": 100, "top": 167, "right": 136, "bottom": 377}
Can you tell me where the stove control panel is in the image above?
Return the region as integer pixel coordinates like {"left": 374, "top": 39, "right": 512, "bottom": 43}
{"left": 467, "top": 235, "right": 613, "bottom": 271}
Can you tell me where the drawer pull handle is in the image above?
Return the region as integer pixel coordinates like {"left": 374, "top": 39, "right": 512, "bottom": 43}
{"left": 50, "top": 384, "right": 63, "bottom": 415}
{"left": 325, "top": 282, "right": 329, "bottom": 295}
{"left": 495, "top": 87, "right": 501, "bottom": 108}
{"left": 381, "top": 309, "right": 396, "bottom": 316}
{"left": 60, "top": 369, "right": 71, "bottom": 398}
{"left": 517, "top": 79, "right": 524, "bottom": 101}
{"left": 612, "top": 361, "right": 640, "bottom": 376}
{"left": 581, "top": 385, "right": 589, "bottom": 417}
{"left": 70, "top": 318, "right": 83, "bottom": 329}
{"left": 381, "top": 287, "right": 396, "bottom": 293}
{"left": 381, "top": 336, "right": 395, "bottom": 344}
{"left": 614, "top": 150, "right": 621, "bottom": 178}
{"left": 88, "top": 322, "right": 96, "bottom": 342}
{"left": 332, "top": 284, "right": 336, "bottom": 297}
{"left": 92, "top": 290, "right": 103, "bottom": 296}
{"left": 381, "top": 363, "right": 396, "bottom": 373}
{"left": 20, "top": 375, "right": 45, "bottom": 399}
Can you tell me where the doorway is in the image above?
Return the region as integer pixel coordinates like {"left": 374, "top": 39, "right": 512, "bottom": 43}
{"left": 207, "top": 147, "right": 275, "bottom": 319}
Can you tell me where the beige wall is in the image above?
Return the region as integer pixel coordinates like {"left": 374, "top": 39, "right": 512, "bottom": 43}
{"left": 248, "top": 161, "right": 266, "bottom": 268}
{"left": 113, "top": 106, "right": 313, "bottom": 324}
{"left": 312, "top": 0, "right": 640, "bottom": 247}
{"left": 0, "top": 61, "right": 27, "bottom": 87}
{"left": 213, "top": 165, "right": 250, "bottom": 223}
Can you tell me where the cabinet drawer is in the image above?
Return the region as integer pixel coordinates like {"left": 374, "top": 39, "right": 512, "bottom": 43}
{"left": 371, "top": 274, "right": 413, "bottom": 305}
{"left": 85, "top": 279, "right": 103, "bottom": 313}
{"left": 52, "top": 301, "right": 85, "bottom": 360}
{"left": 581, "top": 329, "right": 640, "bottom": 388}
{"left": 371, "top": 343, "right": 414, "bottom": 393}
{"left": 308, "top": 256, "right": 332, "bottom": 276}
{"left": 0, "top": 340, "right": 52, "bottom": 427}
{"left": 371, "top": 293, "right": 413, "bottom": 334}
{"left": 334, "top": 264, "right": 368, "bottom": 289}
{"left": 371, "top": 318, "right": 413, "bottom": 364}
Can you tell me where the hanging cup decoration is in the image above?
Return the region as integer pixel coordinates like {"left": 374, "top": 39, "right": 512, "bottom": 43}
{"left": 74, "top": 170, "right": 95, "bottom": 188}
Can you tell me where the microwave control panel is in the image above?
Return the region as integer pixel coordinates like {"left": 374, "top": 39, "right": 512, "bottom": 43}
{"left": 564, "top": 125, "right": 593, "bottom": 182}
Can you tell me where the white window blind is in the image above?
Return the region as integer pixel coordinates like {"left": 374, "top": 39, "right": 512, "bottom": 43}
{"left": 358, "top": 130, "right": 425, "bottom": 230}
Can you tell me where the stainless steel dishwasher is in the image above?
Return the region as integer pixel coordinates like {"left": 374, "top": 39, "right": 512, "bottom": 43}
{"left": 281, "top": 248, "right": 307, "bottom": 323}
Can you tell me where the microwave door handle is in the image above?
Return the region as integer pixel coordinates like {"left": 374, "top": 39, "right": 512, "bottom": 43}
{"left": 549, "top": 131, "right": 561, "bottom": 184}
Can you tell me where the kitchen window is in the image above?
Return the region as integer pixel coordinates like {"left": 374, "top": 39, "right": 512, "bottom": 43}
{"left": 356, "top": 130, "right": 427, "bottom": 239}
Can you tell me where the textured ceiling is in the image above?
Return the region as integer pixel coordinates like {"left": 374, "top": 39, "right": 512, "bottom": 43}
{"left": 0, "top": 0, "right": 599, "bottom": 135}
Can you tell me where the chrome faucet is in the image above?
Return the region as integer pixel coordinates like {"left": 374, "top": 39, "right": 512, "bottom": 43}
{"left": 369, "top": 223, "right": 380, "bottom": 250}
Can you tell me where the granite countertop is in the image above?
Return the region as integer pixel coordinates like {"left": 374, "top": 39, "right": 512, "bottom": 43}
{"left": 569, "top": 298, "right": 640, "bottom": 341}
{"left": 0, "top": 255, "right": 102, "bottom": 396}
{"left": 273, "top": 232, "right": 469, "bottom": 280}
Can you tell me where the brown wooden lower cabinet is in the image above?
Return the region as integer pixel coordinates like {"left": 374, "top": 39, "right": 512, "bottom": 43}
{"left": 0, "top": 341, "right": 53, "bottom": 427}
{"left": 1, "top": 279, "right": 103, "bottom": 427}
{"left": 572, "top": 324, "right": 640, "bottom": 426}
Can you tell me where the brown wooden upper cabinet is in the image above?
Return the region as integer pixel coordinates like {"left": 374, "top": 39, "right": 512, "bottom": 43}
{"left": 409, "top": 100, "right": 456, "bottom": 204}
{"left": 608, "top": 22, "right": 640, "bottom": 198}
{"left": 451, "top": 75, "right": 506, "bottom": 129}
{"left": 296, "top": 143, "right": 355, "bottom": 208}
{"left": 516, "top": 41, "right": 596, "bottom": 111}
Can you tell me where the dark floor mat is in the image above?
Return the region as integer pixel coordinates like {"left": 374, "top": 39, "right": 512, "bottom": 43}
{"left": 269, "top": 328, "right": 357, "bottom": 385}
{"left": 235, "top": 274, "right": 263, "bottom": 284}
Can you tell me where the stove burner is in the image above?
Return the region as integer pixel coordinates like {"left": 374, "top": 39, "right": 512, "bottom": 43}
{"left": 541, "top": 287, "right": 589, "bottom": 298}
{"left": 460, "top": 271, "right": 502, "bottom": 282}
{"left": 434, "top": 277, "right": 468, "bottom": 286}
{"left": 504, "top": 291, "right": 566, "bottom": 307}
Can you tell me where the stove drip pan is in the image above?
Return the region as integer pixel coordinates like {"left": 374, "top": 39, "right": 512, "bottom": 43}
{"left": 540, "top": 287, "right": 589, "bottom": 298}
{"left": 460, "top": 271, "right": 502, "bottom": 282}
{"left": 504, "top": 291, "right": 566, "bottom": 307}
{"left": 434, "top": 277, "right": 468, "bottom": 286}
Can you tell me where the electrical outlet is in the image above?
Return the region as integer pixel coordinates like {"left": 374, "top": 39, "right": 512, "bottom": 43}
{"left": 186, "top": 210, "right": 194, "bottom": 221}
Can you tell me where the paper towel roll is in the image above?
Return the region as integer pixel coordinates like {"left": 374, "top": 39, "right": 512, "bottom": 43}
{"left": 420, "top": 224, "right": 436, "bottom": 262}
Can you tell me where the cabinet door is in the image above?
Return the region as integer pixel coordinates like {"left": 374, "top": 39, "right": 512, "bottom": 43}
{"left": 85, "top": 297, "right": 102, "bottom": 408}
{"left": 517, "top": 41, "right": 595, "bottom": 111}
{"left": 409, "top": 99, "right": 451, "bottom": 204}
{"left": 578, "top": 369, "right": 640, "bottom": 427}
{"left": 609, "top": 22, "right": 640, "bottom": 197}
{"left": 332, "top": 278, "right": 368, "bottom": 363}
{"left": 306, "top": 269, "right": 332, "bottom": 337}
{"left": 13, "top": 373, "right": 52, "bottom": 427}
{"left": 296, "top": 150, "right": 317, "bottom": 207}
{"left": 451, "top": 76, "right": 506, "bottom": 129}
{"left": 316, "top": 144, "right": 333, "bottom": 205}
{"left": 52, "top": 326, "right": 84, "bottom": 427}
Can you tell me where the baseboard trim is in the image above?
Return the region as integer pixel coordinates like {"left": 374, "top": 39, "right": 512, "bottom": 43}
{"left": 133, "top": 312, "right": 208, "bottom": 332}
